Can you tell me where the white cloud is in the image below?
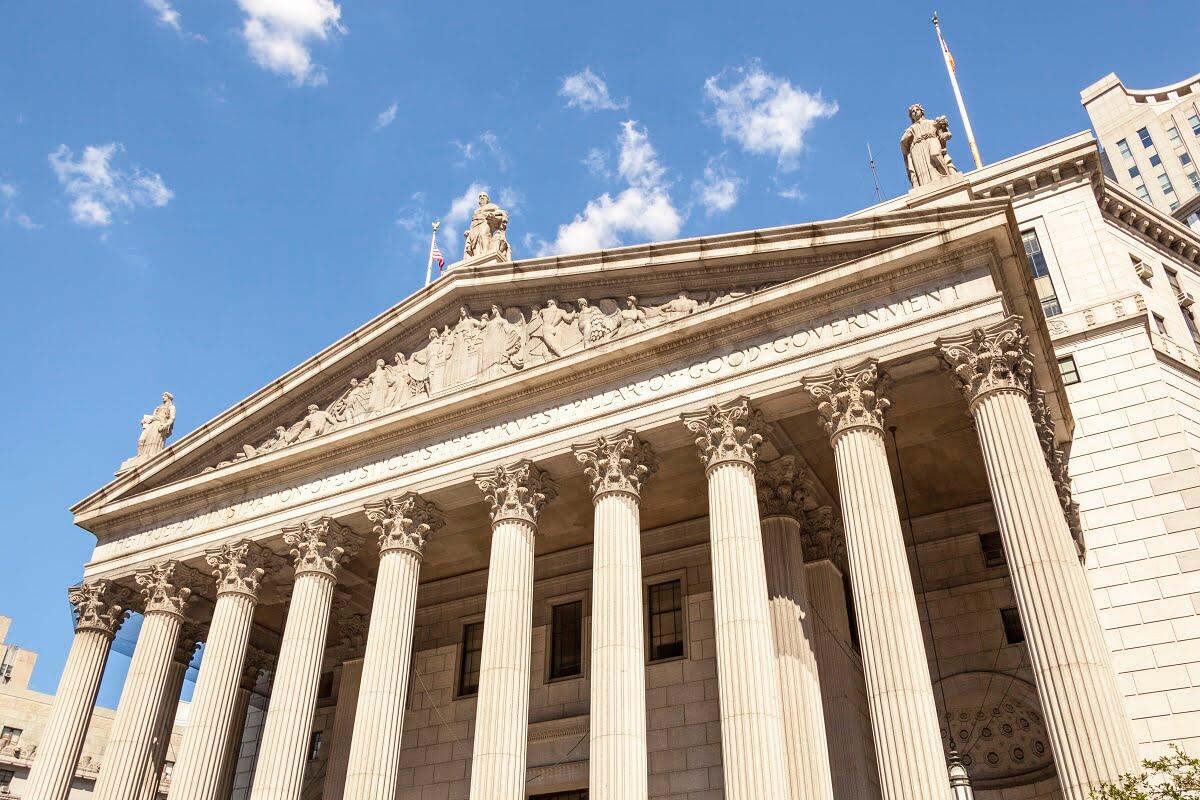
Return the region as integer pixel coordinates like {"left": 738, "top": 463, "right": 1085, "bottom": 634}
{"left": 375, "top": 101, "right": 398, "bottom": 130}
{"left": 559, "top": 67, "right": 627, "bottom": 112}
{"left": 497, "top": 186, "right": 523, "bottom": 212}
{"left": 48, "top": 143, "right": 172, "bottom": 227}
{"left": 236, "top": 0, "right": 344, "bottom": 86}
{"left": 777, "top": 182, "right": 805, "bottom": 201}
{"left": 582, "top": 148, "right": 610, "bottom": 178}
{"left": 1, "top": 181, "right": 40, "bottom": 230}
{"left": 539, "top": 120, "right": 683, "bottom": 256}
{"left": 693, "top": 157, "right": 743, "bottom": 216}
{"left": 452, "top": 130, "right": 509, "bottom": 171}
{"left": 143, "top": 0, "right": 204, "bottom": 40}
{"left": 703, "top": 60, "right": 837, "bottom": 171}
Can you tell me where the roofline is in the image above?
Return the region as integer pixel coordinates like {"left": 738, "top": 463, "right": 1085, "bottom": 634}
{"left": 1081, "top": 71, "right": 1200, "bottom": 106}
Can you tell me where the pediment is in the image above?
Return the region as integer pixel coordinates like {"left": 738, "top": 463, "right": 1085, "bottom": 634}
{"left": 73, "top": 202, "right": 1018, "bottom": 520}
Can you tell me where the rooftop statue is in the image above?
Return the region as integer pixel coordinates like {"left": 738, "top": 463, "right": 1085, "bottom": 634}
{"left": 463, "top": 192, "right": 511, "bottom": 262}
{"left": 901, "top": 103, "right": 959, "bottom": 189}
{"left": 118, "top": 391, "right": 175, "bottom": 473}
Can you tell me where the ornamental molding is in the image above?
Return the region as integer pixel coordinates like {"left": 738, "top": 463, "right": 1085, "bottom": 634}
{"left": 68, "top": 580, "right": 132, "bottom": 637}
{"left": 937, "top": 317, "right": 1034, "bottom": 405}
{"left": 475, "top": 461, "right": 558, "bottom": 526}
{"left": 573, "top": 430, "right": 658, "bottom": 500}
{"left": 1096, "top": 180, "right": 1200, "bottom": 267}
{"left": 282, "top": 517, "right": 358, "bottom": 578}
{"left": 1029, "top": 390, "right": 1084, "bottom": 556}
{"left": 681, "top": 397, "right": 765, "bottom": 469}
{"left": 801, "top": 505, "right": 847, "bottom": 568}
{"left": 331, "top": 605, "right": 370, "bottom": 658}
{"left": 756, "top": 456, "right": 819, "bottom": 521}
{"left": 135, "top": 560, "right": 204, "bottom": 617}
{"left": 364, "top": 492, "right": 445, "bottom": 557}
{"left": 803, "top": 360, "right": 892, "bottom": 439}
{"left": 205, "top": 539, "right": 281, "bottom": 599}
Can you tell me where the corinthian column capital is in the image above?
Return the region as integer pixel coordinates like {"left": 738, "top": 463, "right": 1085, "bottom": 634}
{"left": 801, "top": 505, "right": 846, "bottom": 566}
{"left": 241, "top": 646, "right": 276, "bottom": 691}
{"left": 205, "top": 540, "right": 280, "bottom": 599}
{"left": 68, "top": 580, "right": 131, "bottom": 637}
{"left": 756, "top": 456, "right": 818, "bottom": 521}
{"left": 681, "top": 396, "right": 765, "bottom": 470}
{"left": 474, "top": 460, "right": 558, "bottom": 526}
{"left": 937, "top": 317, "right": 1034, "bottom": 405}
{"left": 283, "top": 518, "right": 358, "bottom": 578}
{"left": 364, "top": 492, "right": 445, "bottom": 557}
{"left": 802, "top": 360, "right": 891, "bottom": 440}
{"left": 175, "top": 621, "right": 204, "bottom": 666}
{"left": 135, "top": 560, "right": 203, "bottom": 618}
{"left": 573, "top": 430, "right": 659, "bottom": 501}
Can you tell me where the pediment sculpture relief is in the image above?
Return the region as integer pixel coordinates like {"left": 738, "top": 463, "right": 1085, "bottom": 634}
{"left": 207, "top": 287, "right": 762, "bottom": 471}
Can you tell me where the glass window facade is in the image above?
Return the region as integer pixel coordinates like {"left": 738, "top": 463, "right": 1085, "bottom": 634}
{"left": 457, "top": 622, "right": 484, "bottom": 696}
{"left": 1058, "top": 355, "right": 1081, "bottom": 386}
{"left": 647, "top": 579, "right": 684, "bottom": 662}
{"left": 1138, "top": 127, "right": 1154, "bottom": 148}
{"left": 1021, "top": 230, "right": 1061, "bottom": 316}
{"left": 549, "top": 600, "right": 584, "bottom": 680}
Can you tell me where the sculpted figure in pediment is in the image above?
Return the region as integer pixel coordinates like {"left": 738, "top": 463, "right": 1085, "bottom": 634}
{"left": 902, "top": 103, "right": 959, "bottom": 189}
{"left": 480, "top": 305, "right": 527, "bottom": 380}
{"left": 366, "top": 359, "right": 393, "bottom": 414}
{"left": 444, "top": 305, "right": 486, "bottom": 388}
{"left": 463, "top": 193, "right": 512, "bottom": 262}
{"left": 658, "top": 291, "right": 701, "bottom": 321}
{"left": 615, "top": 295, "right": 649, "bottom": 335}
{"left": 529, "top": 298, "right": 577, "bottom": 359}
{"left": 294, "top": 404, "right": 337, "bottom": 443}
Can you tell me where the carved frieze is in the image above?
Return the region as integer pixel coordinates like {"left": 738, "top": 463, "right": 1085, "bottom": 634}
{"left": 282, "top": 517, "right": 358, "bottom": 578}
{"left": 135, "top": 560, "right": 203, "bottom": 617}
{"left": 573, "top": 431, "right": 658, "bottom": 501}
{"left": 803, "top": 360, "right": 892, "bottom": 439}
{"left": 681, "top": 397, "right": 765, "bottom": 469}
{"left": 937, "top": 318, "right": 1034, "bottom": 405}
{"left": 68, "top": 580, "right": 131, "bottom": 637}
{"left": 475, "top": 460, "right": 557, "bottom": 526}
{"left": 209, "top": 287, "right": 763, "bottom": 472}
{"left": 364, "top": 492, "right": 445, "bottom": 557}
{"left": 756, "top": 456, "right": 819, "bottom": 521}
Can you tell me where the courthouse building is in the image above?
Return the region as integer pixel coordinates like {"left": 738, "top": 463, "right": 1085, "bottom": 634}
{"left": 15, "top": 91, "right": 1200, "bottom": 800}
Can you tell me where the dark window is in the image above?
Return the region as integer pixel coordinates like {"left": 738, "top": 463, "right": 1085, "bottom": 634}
{"left": 530, "top": 792, "right": 588, "bottom": 800}
{"left": 0, "top": 727, "right": 21, "bottom": 745}
{"left": 1154, "top": 313, "right": 1169, "bottom": 335}
{"left": 1149, "top": 153, "right": 1162, "bottom": 167}
{"left": 1189, "top": 171, "right": 1200, "bottom": 191}
{"left": 1022, "top": 230, "right": 1050, "bottom": 278}
{"left": 843, "top": 573, "right": 861, "bottom": 652}
{"left": 1182, "top": 153, "right": 1193, "bottom": 167}
{"left": 1184, "top": 311, "right": 1200, "bottom": 348}
{"left": 1189, "top": 114, "right": 1200, "bottom": 136}
{"left": 317, "top": 671, "right": 334, "bottom": 699}
{"left": 647, "top": 580, "right": 684, "bottom": 662}
{"left": 1138, "top": 127, "right": 1153, "bottom": 148}
{"left": 1128, "top": 165, "right": 1140, "bottom": 178}
{"left": 549, "top": 600, "right": 584, "bottom": 680}
{"left": 1001, "top": 607, "right": 1026, "bottom": 644}
{"left": 458, "top": 622, "right": 484, "bottom": 696}
{"left": 1058, "top": 356, "right": 1081, "bottom": 386}
{"left": 1041, "top": 297, "right": 1063, "bottom": 318}
{"left": 0, "top": 769, "right": 12, "bottom": 789}
{"left": 979, "top": 532, "right": 1007, "bottom": 568}
{"left": 307, "top": 730, "right": 323, "bottom": 761}
{"left": 1167, "top": 268, "right": 1183, "bottom": 295}
{"left": 1159, "top": 173, "right": 1175, "bottom": 195}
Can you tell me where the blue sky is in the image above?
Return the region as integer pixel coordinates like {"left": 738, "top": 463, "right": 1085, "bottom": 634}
{"left": 0, "top": 1, "right": 1195, "bottom": 707}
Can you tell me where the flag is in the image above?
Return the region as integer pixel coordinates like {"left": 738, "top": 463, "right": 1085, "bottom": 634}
{"left": 431, "top": 241, "right": 445, "bottom": 272}
{"left": 938, "top": 28, "right": 956, "bottom": 73}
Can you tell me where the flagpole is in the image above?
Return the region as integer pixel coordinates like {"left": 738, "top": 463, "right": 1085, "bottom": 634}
{"left": 933, "top": 11, "right": 983, "bottom": 170}
{"left": 424, "top": 221, "right": 440, "bottom": 287}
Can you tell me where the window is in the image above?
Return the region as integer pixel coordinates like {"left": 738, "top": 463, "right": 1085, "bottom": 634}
{"left": 0, "top": 769, "right": 13, "bottom": 790}
{"left": 1128, "top": 165, "right": 1140, "bottom": 178}
{"left": 1171, "top": 200, "right": 1181, "bottom": 212}
{"left": 1184, "top": 311, "right": 1200, "bottom": 348}
{"left": 1058, "top": 355, "right": 1081, "bottom": 385}
{"left": 1167, "top": 268, "right": 1183, "bottom": 295}
{"left": 1149, "top": 153, "right": 1162, "bottom": 167}
{"left": 1021, "top": 230, "right": 1062, "bottom": 317}
{"left": 1135, "top": 183, "right": 1153, "bottom": 203}
{"left": 1182, "top": 152, "right": 1193, "bottom": 167}
{"left": 1188, "top": 171, "right": 1200, "bottom": 191}
{"left": 457, "top": 622, "right": 484, "bottom": 696}
{"left": 161, "top": 761, "right": 175, "bottom": 781}
{"left": 1190, "top": 113, "right": 1200, "bottom": 136}
{"left": 1154, "top": 313, "right": 1169, "bottom": 335}
{"left": 1168, "top": 125, "right": 1183, "bottom": 146}
{"left": 530, "top": 792, "right": 588, "bottom": 800}
{"left": 1117, "top": 138, "right": 1133, "bottom": 159}
{"left": 307, "top": 730, "right": 323, "bottom": 761}
{"left": 1001, "top": 607, "right": 1026, "bottom": 644}
{"left": 549, "top": 600, "right": 583, "bottom": 680}
{"left": 647, "top": 580, "right": 684, "bottom": 662}
{"left": 1159, "top": 173, "right": 1175, "bottom": 195}
{"left": 317, "top": 671, "right": 333, "bottom": 699}
{"left": 0, "top": 727, "right": 21, "bottom": 745}
{"left": 1138, "top": 127, "right": 1154, "bottom": 148}
{"left": 979, "top": 532, "right": 1006, "bottom": 568}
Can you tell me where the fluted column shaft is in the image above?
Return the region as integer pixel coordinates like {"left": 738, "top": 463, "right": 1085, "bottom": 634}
{"left": 170, "top": 599, "right": 255, "bottom": 798}
{"left": 216, "top": 686, "right": 252, "bottom": 800}
{"left": 93, "top": 609, "right": 185, "bottom": 800}
{"left": 805, "top": 363, "right": 951, "bottom": 800}
{"left": 25, "top": 581, "right": 128, "bottom": 800}
{"left": 94, "top": 561, "right": 198, "bottom": 800}
{"left": 589, "top": 491, "right": 649, "bottom": 800}
{"left": 469, "top": 461, "right": 556, "bottom": 800}
{"left": 139, "top": 655, "right": 188, "bottom": 800}
{"left": 250, "top": 518, "right": 355, "bottom": 800}
{"left": 323, "top": 658, "right": 363, "bottom": 799}
{"left": 761, "top": 514, "right": 835, "bottom": 800}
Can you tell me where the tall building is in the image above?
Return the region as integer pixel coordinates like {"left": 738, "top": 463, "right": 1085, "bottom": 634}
{"left": 0, "top": 615, "right": 187, "bottom": 798}
{"left": 1082, "top": 71, "right": 1200, "bottom": 231}
{"left": 18, "top": 109, "right": 1200, "bottom": 800}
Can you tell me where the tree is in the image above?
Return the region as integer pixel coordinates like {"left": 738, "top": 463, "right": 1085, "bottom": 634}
{"left": 1091, "top": 746, "right": 1200, "bottom": 800}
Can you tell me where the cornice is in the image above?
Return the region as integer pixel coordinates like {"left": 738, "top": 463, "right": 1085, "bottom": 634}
{"left": 1095, "top": 180, "right": 1200, "bottom": 267}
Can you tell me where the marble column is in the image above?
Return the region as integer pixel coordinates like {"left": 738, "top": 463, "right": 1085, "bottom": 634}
{"left": 140, "top": 629, "right": 199, "bottom": 800}
{"left": 756, "top": 457, "right": 836, "bottom": 800}
{"left": 322, "top": 657, "right": 363, "bottom": 799}
{"left": 802, "top": 363, "right": 951, "bottom": 800}
{"left": 573, "top": 432, "right": 658, "bottom": 800}
{"left": 249, "top": 518, "right": 357, "bottom": 800}
{"left": 94, "top": 561, "right": 201, "bottom": 800}
{"left": 468, "top": 461, "right": 557, "bottom": 800}
{"left": 681, "top": 398, "right": 790, "bottom": 800}
{"left": 170, "top": 541, "right": 277, "bottom": 800}
{"left": 938, "top": 319, "right": 1139, "bottom": 799}
{"left": 25, "top": 581, "right": 130, "bottom": 800}
{"left": 343, "top": 492, "right": 444, "bottom": 800}
{"left": 217, "top": 649, "right": 273, "bottom": 800}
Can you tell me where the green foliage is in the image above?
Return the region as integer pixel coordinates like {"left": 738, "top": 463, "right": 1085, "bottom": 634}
{"left": 1090, "top": 746, "right": 1200, "bottom": 800}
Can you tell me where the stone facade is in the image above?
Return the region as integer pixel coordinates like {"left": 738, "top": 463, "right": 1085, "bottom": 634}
{"left": 19, "top": 115, "right": 1200, "bottom": 800}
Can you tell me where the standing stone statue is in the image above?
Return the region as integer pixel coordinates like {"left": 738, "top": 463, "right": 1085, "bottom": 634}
{"left": 463, "top": 192, "right": 512, "bottom": 262}
{"left": 901, "top": 103, "right": 959, "bottom": 189}
{"left": 118, "top": 392, "right": 175, "bottom": 472}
